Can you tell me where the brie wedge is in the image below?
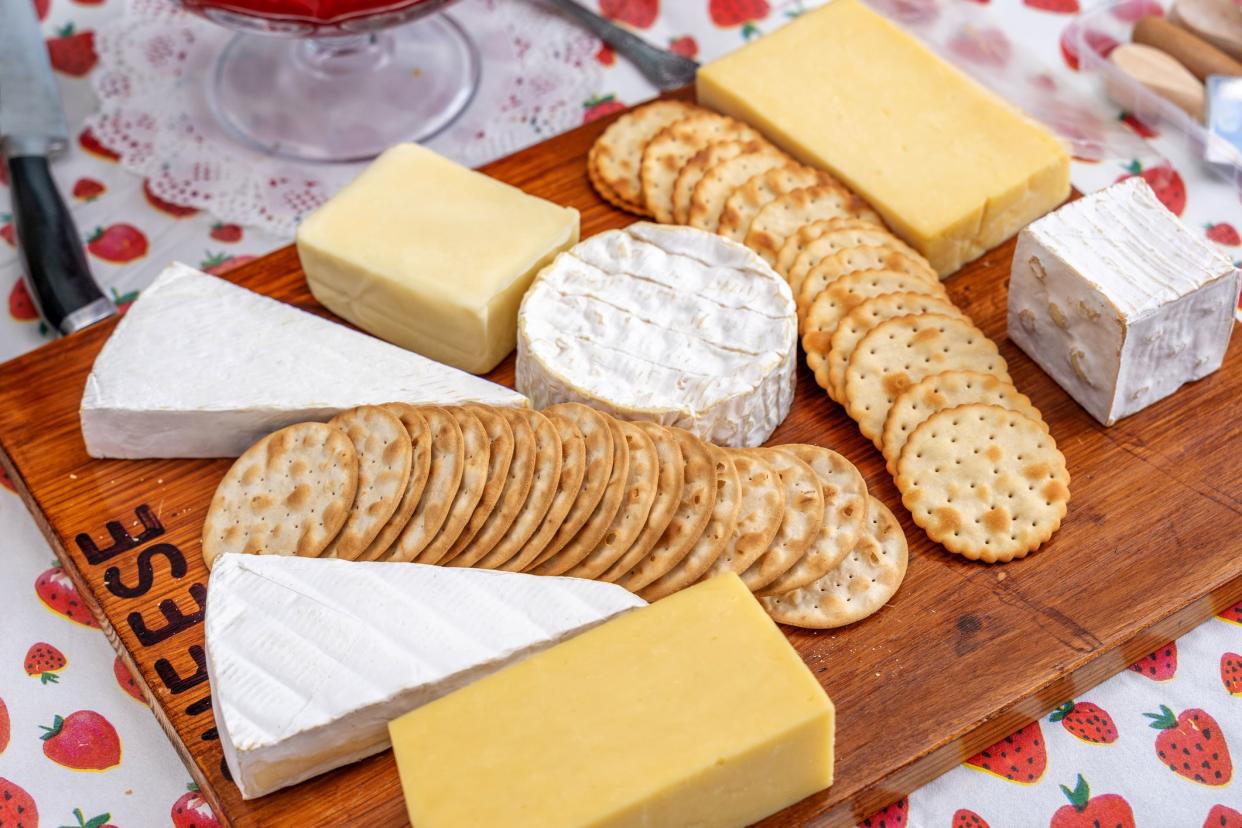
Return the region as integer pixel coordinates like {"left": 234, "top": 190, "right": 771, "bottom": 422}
{"left": 205, "top": 553, "right": 644, "bottom": 799}
{"left": 1008, "top": 178, "right": 1240, "bottom": 426}
{"left": 80, "top": 263, "right": 526, "bottom": 458}
{"left": 516, "top": 223, "right": 797, "bottom": 447}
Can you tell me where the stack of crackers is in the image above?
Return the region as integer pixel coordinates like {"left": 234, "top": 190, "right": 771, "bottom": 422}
{"left": 202, "top": 402, "right": 909, "bottom": 629}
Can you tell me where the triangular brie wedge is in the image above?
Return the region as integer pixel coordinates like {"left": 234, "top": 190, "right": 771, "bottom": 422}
{"left": 80, "top": 263, "right": 526, "bottom": 458}
{"left": 205, "top": 553, "right": 645, "bottom": 799}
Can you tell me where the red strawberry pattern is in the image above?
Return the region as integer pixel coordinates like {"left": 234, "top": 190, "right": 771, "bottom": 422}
{"left": 1050, "top": 700, "right": 1118, "bottom": 744}
{"left": 71, "top": 178, "right": 105, "bottom": 202}
{"left": 583, "top": 94, "right": 627, "bottom": 123}
{"left": 599, "top": 0, "right": 658, "bottom": 29}
{"left": 46, "top": 24, "right": 98, "bottom": 77}
{"left": 109, "top": 288, "right": 140, "bottom": 317}
{"left": 1145, "top": 705, "right": 1232, "bottom": 786}
{"left": 1025, "top": 0, "right": 1078, "bottom": 13}
{"left": 209, "top": 223, "right": 243, "bottom": 243}
{"left": 1119, "top": 111, "right": 1157, "bottom": 138}
{"left": 1111, "top": 0, "right": 1163, "bottom": 21}
{"left": 24, "top": 643, "right": 67, "bottom": 685}
{"left": 33, "top": 0, "right": 50, "bottom": 19}
{"left": 869, "top": 0, "right": 941, "bottom": 25}
{"left": 1060, "top": 24, "right": 1118, "bottom": 71}
{"left": 87, "top": 224, "right": 148, "bottom": 263}
{"left": 201, "top": 252, "right": 256, "bottom": 275}
{"left": 64, "top": 808, "right": 116, "bottom": 828}
{"left": 0, "top": 698, "right": 8, "bottom": 755}
{"left": 952, "top": 809, "right": 990, "bottom": 828}
{"left": 949, "top": 26, "right": 1011, "bottom": 68}
{"left": 1205, "top": 805, "right": 1242, "bottom": 828}
{"left": 668, "top": 35, "right": 698, "bottom": 58}
{"left": 965, "top": 721, "right": 1047, "bottom": 784}
{"left": 9, "top": 280, "right": 38, "bottom": 322}
{"left": 0, "top": 216, "right": 13, "bottom": 248}
{"left": 858, "top": 797, "right": 907, "bottom": 827}
{"left": 1221, "top": 653, "right": 1242, "bottom": 696}
{"left": 0, "top": 778, "right": 37, "bottom": 828}
{"left": 1051, "top": 775, "right": 1135, "bottom": 828}
{"left": 0, "top": 465, "right": 14, "bottom": 494}
{"left": 1116, "top": 161, "right": 1186, "bottom": 216}
{"left": 709, "top": 0, "right": 769, "bottom": 27}
{"left": 40, "top": 711, "right": 121, "bottom": 771}
{"left": 1206, "top": 223, "right": 1240, "bottom": 246}
{"left": 143, "top": 181, "right": 198, "bottom": 218}
{"left": 35, "top": 567, "right": 98, "bottom": 628}
{"left": 171, "top": 783, "right": 220, "bottom": 828}
{"left": 1219, "top": 601, "right": 1242, "bottom": 626}
{"left": 1129, "top": 642, "right": 1177, "bottom": 680}
{"left": 113, "top": 656, "right": 143, "bottom": 703}
{"left": 78, "top": 128, "right": 120, "bottom": 162}
{"left": 595, "top": 44, "right": 616, "bottom": 65}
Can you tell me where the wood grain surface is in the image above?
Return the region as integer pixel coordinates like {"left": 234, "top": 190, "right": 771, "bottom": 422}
{"left": 0, "top": 93, "right": 1240, "bottom": 827}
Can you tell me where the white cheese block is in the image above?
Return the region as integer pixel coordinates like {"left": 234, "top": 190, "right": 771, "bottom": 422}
{"left": 1008, "top": 177, "right": 1240, "bottom": 426}
{"left": 205, "top": 553, "right": 645, "bottom": 799}
{"left": 516, "top": 223, "right": 797, "bottom": 447}
{"left": 80, "top": 263, "right": 526, "bottom": 458}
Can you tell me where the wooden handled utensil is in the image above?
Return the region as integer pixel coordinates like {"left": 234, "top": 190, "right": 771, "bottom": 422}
{"left": 1109, "top": 42, "right": 1206, "bottom": 121}
{"left": 1133, "top": 15, "right": 1242, "bottom": 81}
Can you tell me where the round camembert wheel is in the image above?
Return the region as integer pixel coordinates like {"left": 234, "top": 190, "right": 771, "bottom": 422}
{"left": 516, "top": 223, "right": 797, "bottom": 448}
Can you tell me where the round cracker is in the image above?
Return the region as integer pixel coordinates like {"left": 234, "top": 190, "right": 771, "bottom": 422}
{"left": 672, "top": 139, "right": 766, "bottom": 225}
{"left": 438, "top": 405, "right": 515, "bottom": 565}
{"left": 497, "top": 411, "right": 584, "bottom": 572}
{"left": 785, "top": 222, "right": 928, "bottom": 297}
{"left": 385, "top": 406, "right": 464, "bottom": 562}
{"left": 844, "top": 314, "right": 1011, "bottom": 447}
{"left": 414, "top": 408, "right": 490, "bottom": 564}
{"left": 760, "top": 444, "right": 869, "bottom": 595}
{"left": 320, "top": 405, "right": 412, "bottom": 560}
{"left": 883, "top": 371, "right": 1047, "bottom": 476}
{"left": 590, "top": 100, "right": 701, "bottom": 213}
{"left": 800, "top": 269, "right": 949, "bottom": 354}
{"left": 614, "top": 427, "right": 716, "bottom": 591}
{"left": 559, "top": 420, "right": 659, "bottom": 579}
{"left": 895, "top": 404, "right": 1069, "bottom": 562}
{"left": 588, "top": 142, "right": 646, "bottom": 215}
{"left": 686, "top": 150, "right": 790, "bottom": 233}
{"left": 358, "top": 404, "right": 433, "bottom": 561}
{"left": 640, "top": 113, "right": 764, "bottom": 224}
{"left": 202, "top": 422, "right": 357, "bottom": 569}
{"left": 799, "top": 252, "right": 943, "bottom": 323}
{"left": 701, "top": 451, "right": 785, "bottom": 580}
{"left": 819, "top": 292, "right": 964, "bottom": 401}
{"left": 774, "top": 217, "right": 888, "bottom": 280}
{"left": 717, "top": 165, "right": 842, "bottom": 243}
{"left": 640, "top": 446, "right": 741, "bottom": 602}
{"left": 744, "top": 186, "right": 885, "bottom": 265}
{"left": 761, "top": 496, "right": 908, "bottom": 629}
{"left": 739, "top": 447, "right": 824, "bottom": 592}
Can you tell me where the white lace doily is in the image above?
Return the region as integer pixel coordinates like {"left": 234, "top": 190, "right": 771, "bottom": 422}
{"left": 87, "top": 0, "right": 602, "bottom": 237}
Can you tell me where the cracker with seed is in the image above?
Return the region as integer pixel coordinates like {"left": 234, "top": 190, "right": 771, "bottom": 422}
{"left": 761, "top": 496, "right": 908, "bottom": 629}
{"left": 559, "top": 420, "right": 660, "bottom": 579}
{"left": 387, "top": 407, "right": 464, "bottom": 562}
{"left": 717, "top": 165, "right": 841, "bottom": 243}
{"left": 640, "top": 445, "right": 741, "bottom": 602}
{"left": 844, "top": 314, "right": 1010, "bottom": 447}
{"left": 883, "top": 371, "right": 1047, "bottom": 476}
{"left": 590, "top": 100, "right": 700, "bottom": 213}
{"left": 760, "top": 444, "right": 869, "bottom": 595}
{"left": 739, "top": 447, "right": 824, "bottom": 592}
{"left": 819, "top": 292, "right": 964, "bottom": 401}
{"left": 590, "top": 420, "right": 685, "bottom": 583}
{"left": 438, "top": 405, "right": 515, "bottom": 565}
{"left": 447, "top": 407, "right": 537, "bottom": 568}
{"left": 414, "top": 408, "right": 491, "bottom": 564}
{"left": 896, "top": 404, "right": 1069, "bottom": 562}
{"left": 745, "top": 186, "right": 885, "bottom": 265}
{"left": 786, "top": 222, "right": 926, "bottom": 298}
{"left": 359, "top": 404, "right": 433, "bottom": 561}
{"left": 496, "top": 411, "right": 584, "bottom": 572}
{"left": 202, "top": 423, "right": 358, "bottom": 569}
{"left": 686, "top": 150, "right": 791, "bottom": 233}
{"left": 702, "top": 451, "right": 785, "bottom": 580}
{"left": 800, "top": 269, "right": 949, "bottom": 356}
{"left": 641, "top": 114, "right": 763, "bottom": 224}
{"left": 320, "top": 405, "right": 412, "bottom": 560}
{"left": 615, "top": 427, "right": 716, "bottom": 590}
{"left": 774, "top": 217, "right": 885, "bottom": 280}
{"left": 672, "top": 139, "right": 767, "bottom": 225}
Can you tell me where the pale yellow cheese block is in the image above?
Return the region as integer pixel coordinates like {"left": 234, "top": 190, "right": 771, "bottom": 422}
{"left": 695, "top": 0, "right": 1070, "bottom": 276}
{"left": 388, "top": 573, "right": 834, "bottom": 828}
{"left": 297, "top": 144, "right": 580, "bottom": 374}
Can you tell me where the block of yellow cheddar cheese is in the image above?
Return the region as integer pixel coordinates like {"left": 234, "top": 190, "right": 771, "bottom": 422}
{"left": 388, "top": 573, "right": 834, "bottom": 828}
{"left": 696, "top": 0, "right": 1070, "bottom": 276}
{"left": 297, "top": 144, "right": 579, "bottom": 374}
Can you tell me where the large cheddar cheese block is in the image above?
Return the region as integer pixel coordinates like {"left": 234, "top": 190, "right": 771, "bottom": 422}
{"left": 388, "top": 573, "right": 834, "bottom": 828}
{"left": 297, "top": 143, "right": 580, "bottom": 374}
{"left": 696, "top": 0, "right": 1070, "bottom": 276}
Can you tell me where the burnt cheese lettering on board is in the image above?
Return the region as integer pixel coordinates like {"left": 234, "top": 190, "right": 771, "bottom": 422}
{"left": 73, "top": 504, "right": 218, "bottom": 744}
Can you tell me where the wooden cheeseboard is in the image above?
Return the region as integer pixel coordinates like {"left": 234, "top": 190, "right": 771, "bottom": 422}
{"left": 1, "top": 92, "right": 1240, "bottom": 827}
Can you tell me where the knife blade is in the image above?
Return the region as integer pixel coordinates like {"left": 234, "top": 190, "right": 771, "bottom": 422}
{"left": 0, "top": 0, "right": 114, "bottom": 335}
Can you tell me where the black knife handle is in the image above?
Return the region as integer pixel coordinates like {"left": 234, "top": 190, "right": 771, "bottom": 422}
{"left": 6, "top": 154, "right": 113, "bottom": 334}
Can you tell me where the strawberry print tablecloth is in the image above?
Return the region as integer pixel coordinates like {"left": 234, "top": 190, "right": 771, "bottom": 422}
{"left": 1, "top": 1, "right": 1239, "bottom": 826}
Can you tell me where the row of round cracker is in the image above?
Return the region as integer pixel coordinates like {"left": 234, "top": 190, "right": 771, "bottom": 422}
{"left": 201, "top": 400, "right": 908, "bottom": 628}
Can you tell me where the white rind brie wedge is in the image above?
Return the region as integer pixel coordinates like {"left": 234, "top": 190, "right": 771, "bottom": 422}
{"left": 205, "top": 553, "right": 645, "bottom": 799}
{"left": 516, "top": 223, "right": 797, "bottom": 447}
{"left": 80, "top": 263, "right": 526, "bottom": 458}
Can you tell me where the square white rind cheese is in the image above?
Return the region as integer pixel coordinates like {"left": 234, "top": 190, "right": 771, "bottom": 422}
{"left": 1008, "top": 178, "right": 1240, "bottom": 426}
{"left": 204, "top": 553, "right": 645, "bottom": 800}
{"left": 79, "top": 263, "right": 527, "bottom": 458}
